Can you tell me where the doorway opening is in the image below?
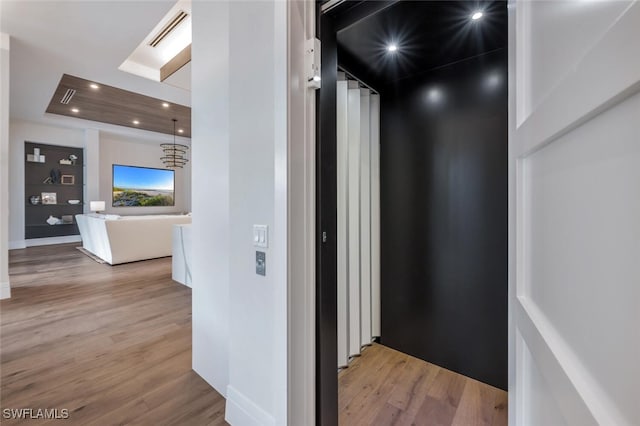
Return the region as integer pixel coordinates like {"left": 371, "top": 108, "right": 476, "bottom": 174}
{"left": 316, "top": 1, "right": 509, "bottom": 424}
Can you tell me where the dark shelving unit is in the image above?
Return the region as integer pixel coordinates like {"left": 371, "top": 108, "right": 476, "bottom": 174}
{"left": 25, "top": 142, "right": 84, "bottom": 239}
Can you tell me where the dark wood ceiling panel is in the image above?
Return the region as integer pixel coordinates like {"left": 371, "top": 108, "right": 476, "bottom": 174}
{"left": 161, "top": 45, "right": 191, "bottom": 82}
{"left": 46, "top": 74, "right": 191, "bottom": 138}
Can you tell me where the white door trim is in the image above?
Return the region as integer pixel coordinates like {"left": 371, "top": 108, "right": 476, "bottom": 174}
{"left": 287, "top": 0, "right": 316, "bottom": 424}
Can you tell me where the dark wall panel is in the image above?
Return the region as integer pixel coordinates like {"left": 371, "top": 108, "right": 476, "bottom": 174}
{"left": 380, "top": 50, "right": 508, "bottom": 390}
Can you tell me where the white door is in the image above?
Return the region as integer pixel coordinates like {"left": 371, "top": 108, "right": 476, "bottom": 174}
{"left": 510, "top": 1, "right": 640, "bottom": 425}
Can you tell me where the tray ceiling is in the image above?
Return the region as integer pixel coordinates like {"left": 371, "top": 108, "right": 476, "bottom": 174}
{"left": 46, "top": 74, "right": 191, "bottom": 138}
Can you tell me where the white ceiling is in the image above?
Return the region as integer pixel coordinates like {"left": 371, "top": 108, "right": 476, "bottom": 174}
{"left": 119, "top": 0, "right": 191, "bottom": 86}
{"left": 1, "top": 1, "right": 191, "bottom": 130}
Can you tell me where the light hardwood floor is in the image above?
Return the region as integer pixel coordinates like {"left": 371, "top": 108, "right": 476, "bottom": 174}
{"left": 1, "top": 243, "right": 226, "bottom": 425}
{"left": 2, "top": 243, "right": 506, "bottom": 426}
{"left": 339, "top": 344, "right": 508, "bottom": 426}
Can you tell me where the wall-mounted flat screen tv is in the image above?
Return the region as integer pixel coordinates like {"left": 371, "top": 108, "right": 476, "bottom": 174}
{"left": 112, "top": 164, "right": 175, "bottom": 207}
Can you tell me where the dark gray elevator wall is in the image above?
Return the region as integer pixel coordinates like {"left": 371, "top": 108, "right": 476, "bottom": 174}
{"left": 379, "top": 50, "right": 508, "bottom": 390}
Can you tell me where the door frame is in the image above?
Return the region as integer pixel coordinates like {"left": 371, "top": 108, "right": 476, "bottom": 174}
{"left": 315, "top": 2, "right": 338, "bottom": 424}
{"left": 315, "top": 2, "right": 401, "bottom": 425}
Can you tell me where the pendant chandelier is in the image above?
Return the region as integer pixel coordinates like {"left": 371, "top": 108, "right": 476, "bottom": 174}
{"left": 161, "top": 118, "right": 189, "bottom": 168}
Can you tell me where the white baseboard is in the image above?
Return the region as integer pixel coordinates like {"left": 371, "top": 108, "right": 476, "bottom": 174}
{"left": 25, "top": 235, "right": 81, "bottom": 247}
{"left": 0, "top": 281, "right": 11, "bottom": 299}
{"left": 225, "top": 385, "right": 275, "bottom": 426}
{"left": 9, "top": 240, "right": 26, "bottom": 250}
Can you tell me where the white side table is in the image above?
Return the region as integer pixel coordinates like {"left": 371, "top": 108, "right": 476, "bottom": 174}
{"left": 172, "top": 224, "right": 192, "bottom": 287}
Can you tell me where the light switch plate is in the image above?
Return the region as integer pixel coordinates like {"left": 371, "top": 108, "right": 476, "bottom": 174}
{"left": 256, "top": 251, "right": 266, "bottom": 276}
{"left": 253, "top": 225, "right": 268, "bottom": 248}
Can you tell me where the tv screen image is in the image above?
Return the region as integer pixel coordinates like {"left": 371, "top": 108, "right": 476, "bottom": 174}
{"left": 112, "top": 165, "right": 175, "bottom": 207}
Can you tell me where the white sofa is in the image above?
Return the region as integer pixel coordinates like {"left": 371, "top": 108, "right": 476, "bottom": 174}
{"left": 76, "top": 214, "right": 192, "bottom": 265}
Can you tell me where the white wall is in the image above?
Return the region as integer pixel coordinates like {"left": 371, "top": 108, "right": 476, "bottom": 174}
{"left": 8, "top": 120, "right": 191, "bottom": 248}
{"left": 226, "top": 2, "right": 287, "bottom": 424}
{"left": 99, "top": 134, "right": 191, "bottom": 215}
{"left": 84, "top": 129, "right": 100, "bottom": 204}
{"left": 1, "top": 33, "right": 11, "bottom": 299}
{"left": 191, "top": 0, "right": 230, "bottom": 402}
{"left": 192, "top": 1, "right": 313, "bottom": 425}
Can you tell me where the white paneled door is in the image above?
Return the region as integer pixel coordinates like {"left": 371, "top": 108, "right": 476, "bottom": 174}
{"left": 510, "top": 1, "right": 640, "bottom": 425}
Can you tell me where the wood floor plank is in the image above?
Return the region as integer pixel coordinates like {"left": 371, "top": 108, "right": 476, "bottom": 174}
{"left": 371, "top": 402, "right": 403, "bottom": 425}
{"left": 491, "top": 388, "right": 508, "bottom": 426}
{"left": 339, "top": 343, "right": 508, "bottom": 426}
{"left": 413, "top": 394, "right": 458, "bottom": 426}
{"left": 387, "top": 354, "right": 440, "bottom": 412}
{"left": 1, "top": 243, "right": 227, "bottom": 425}
{"left": 338, "top": 344, "right": 395, "bottom": 412}
{"left": 451, "top": 378, "right": 495, "bottom": 426}
{"left": 339, "top": 348, "right": 408, "bottom": 424}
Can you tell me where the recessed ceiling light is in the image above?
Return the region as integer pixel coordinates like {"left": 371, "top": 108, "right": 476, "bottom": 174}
{"left": 472, "top": 11, "right": 483, "bottom": 20}
{"left": 71, "top": 108, "right": 79, "bottom": 113}
{"left": 133, "top": 120, "right": 140, "bottom": 125}
{"left": 89, "top": 83, "right": 99, "bottom": 89}
{"left": 178, "top": 129, "right": 184, "bottom": 133}
{"left": 312, "top": 75, "right": 321, "bottom": 82}
{"left": 387, "top": 44, "right": 398, "bottom": 53}
{"left": 162, "top": 102, "right": 170, "bottom": 108}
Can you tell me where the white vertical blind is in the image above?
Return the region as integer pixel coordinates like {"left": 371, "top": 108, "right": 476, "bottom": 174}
{"left": 338, "top": 77, "right": 381, "bottom": 367}
{"left": 347, "top": 82, "right": 362, "bottom": 358}
{"left": 370, "top": 93, "right": 381, "bottom": 338}
{"left": 359, "top": 89, "right": 372, "bottom": 347}
{"left": 336, "top": 79, "right": 349, "bottom": 368}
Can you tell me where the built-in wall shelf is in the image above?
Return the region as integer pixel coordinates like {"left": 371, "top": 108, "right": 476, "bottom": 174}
{"left": 26, "top": 223, "right": 76, "bottom": 227}
{"left": 26, "top": 204, "right": 84, "bottom": 207}
{"left": 24, "top": 142, "right": 84, "bottom": 240}
{"left": 26, "top": 162, "right": 84, "bottom": 167}
{"left": 26, "top": 183, "right": 86, "bottom": 187}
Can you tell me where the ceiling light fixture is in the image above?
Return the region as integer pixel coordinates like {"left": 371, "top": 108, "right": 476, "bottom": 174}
{"left": 162, "top": 102, "right": 170, "bottom": 108}
{"left": 178, "top": 129, "right": 184, "bottom": 133}
{"left": 387, "top": 44, "right": 398, "bottom": 53}
{"left": 133, "top": 120, "right": 140, "bottom": 125}
{"left": 472, "top": 11, "right": 483, "bottom": 20}
{"left": 71, "top": 108, "right": 79, "bottom": 113}
{"left": 161, "top": 119, "right": 189, "bottom": 169}
{"left": 89, "top": 83, "right": 99, "bottom": 89}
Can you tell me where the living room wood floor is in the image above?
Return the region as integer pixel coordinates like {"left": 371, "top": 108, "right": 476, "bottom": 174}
{"left": 1, "top": 243, "right": 226, "bottom": 425}
{"left": 2, "top": 243, "right": 507, "bottom": 426}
